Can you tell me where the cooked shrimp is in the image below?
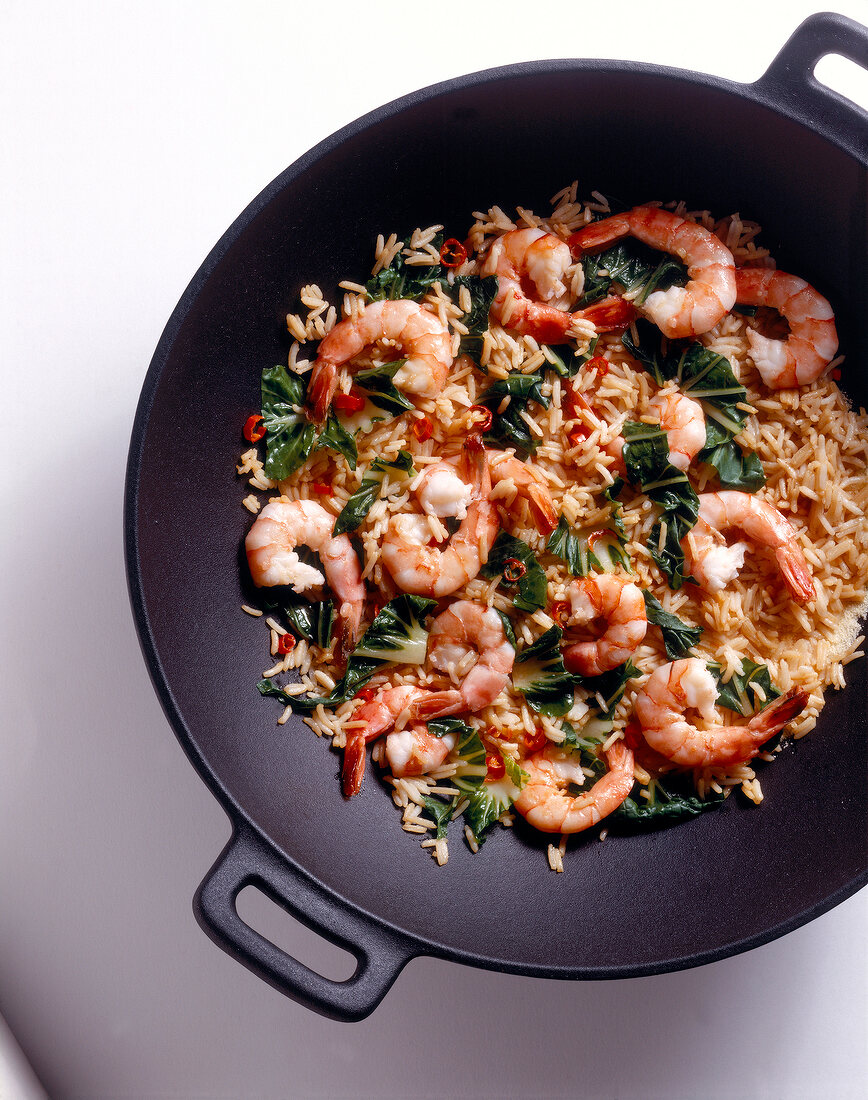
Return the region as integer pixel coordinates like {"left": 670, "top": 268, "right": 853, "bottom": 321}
{"left": 412, "top": 600, "right": 516, "bottom": 720}
{"left": 307, "top": 298, "right": 453, "bottom": 422}
{"left": 562, "top": 385, "right": 626, "bottom": 474}
{"left": 381, "top": 438, "right": 499, "bottom": 597}
{"left": 487, "top": 451, "right": 558, "bottom": 533}
{"left": 384, "top": 724, "right": 456, "bottom": 778}
{"left": 341, "top": 684, "right": 431, "bottom": 796}
{"left": 735, "top": 267, "right": 839, "bottom": 389}
{"left": 570, "top": 206, "right": 736, "bottom": 338}
{"left": 633, "top": 658, "right": 808, "bottom": 767}
{"left": 561, "top": 575, "right": 648, "bottom": 677}
{"left": 683, "top": 491, "right": 815, "bottom": 603}
{"left": 647, "top": 391, "right": 706, "bottom": 472}
{"left": 480, "top": 227, "right": 636, "bottom": 342}
{"left": 245, "top": 499, "right": 365, "bottom": 652}
{"left": 513, "top": 741, "right": 635, "bottom": 833}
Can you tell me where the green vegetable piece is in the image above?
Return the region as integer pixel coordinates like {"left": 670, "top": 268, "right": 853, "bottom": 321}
{"left": 315, "top": 411, "right": 357, "bottom": 471}
{"left": 707, "top": 659, "right": 782, "bottom": 717}
{"left": 422, "top": 795, "right": 455, "bottom": 840}
{"left": 480, "top": 531, "right": 548, "bottom": 612}
{"left": 260, "top": 364, "right": 317, "bottom": 480}
{"left": 642, "top": 590, "right": 702, "bottom": 659}
{"left": 581, "top": 240, "right": 687, "bottom": 307}
{"left": 479, "top": 373, "right": 549, "bottom": 457}
{"left": 609, "top": 781, "right": 726, "bottom": 830}
{"left": 332, "top": 450, "right": 416, "bottom": 537}
{"left": 513, "top": 626, "right": 575, "bottom": 717}
{"left": 354, "top": 361, "right": 415, "bottom": 417}
{"left": 546, "top": 515, "right": 631, "bottom": 577}
{"left": 283, "top": 599, "right": 335, "bottom": 649}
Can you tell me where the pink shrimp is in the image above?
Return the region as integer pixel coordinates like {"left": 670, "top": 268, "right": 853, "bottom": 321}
{"left": 341, "top": 684, "right": 433, "bottom": 796}
{"left": 480, "top": 227, "right": 636, "bottom": 343}
{"left": 486, "top": 451, "right": 559, "bottom": 534}
{"left": 411, "top": 600, "right": 516, "bottom": 721}
{"left": 307, "top": 298, "right": 453, "bottom": 422}
{"left": 633, "top": 658, "right": 808, "bottom": 767}
{"left": 381, "top": 438, "right": 500, "bottom": 597}
{"left": 245, "top": 499, "right": 365, "bottom": 655}
{"left": 561, "top": 575, "right": 648, "bottom": 677}
{"left": 513, "top": 741, "right": 635, "bottom": 833}
{"left": 647, "top": 390, "right": 706, "bottom": 472}
{"left": 683, "top": 491, "right": 815, "bottom": 603}
{"left": 570, "top": 206, "right": 736, "bottom": 338}
{"left": 735, "top": 267, "right": 839, "bottom": 389}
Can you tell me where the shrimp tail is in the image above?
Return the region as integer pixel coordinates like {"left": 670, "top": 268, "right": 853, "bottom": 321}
{"left": 342, "top": 731, "right": 367, "bottom": 798}
{"left": 775, "top": 544, "right": 816, "bottom": 603}
{"left": 526, "top": 483, "right": 559, "bottom": 534}
{"left": 409, "top": 690, "right": 465, "bottom": 721}
{"left": 307, "top": 359, "right": 337, "bottom": 423}
{"left": 749, "top": 686, "right": 809, "bottom": 740}
{"left": 574, "top": 295, "right": 638, "bottom": 332}
{"left": 568, "top": 215, "right": 631, "bottom": 255}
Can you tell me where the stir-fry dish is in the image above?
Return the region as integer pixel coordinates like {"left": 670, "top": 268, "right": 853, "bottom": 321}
{"left": 237, "top": 184, "right": 868, "bottom": 870}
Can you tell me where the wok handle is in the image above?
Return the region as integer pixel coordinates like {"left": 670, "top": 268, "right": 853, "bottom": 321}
{"left": 194, "top": 824, "right": 415, "bottom": 1022}
{"left": 756, "top": 12, "right": 868, "bottom": 160}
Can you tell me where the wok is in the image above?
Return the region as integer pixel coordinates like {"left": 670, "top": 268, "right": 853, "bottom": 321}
{"left": 125, "top": 12, "right": 868, "bottom": 1021}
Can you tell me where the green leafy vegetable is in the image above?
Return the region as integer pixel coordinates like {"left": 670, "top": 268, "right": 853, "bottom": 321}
{"left": 450, "top": 275, "right": 498, "bottom": 362}
{"left": 365, "top": 236, "right": 445, "bottom": 302}
{"left": 283, "top": 598, "right": 335, "bottom": 649}
{"left": 479, "top": 372, "right": 549, "bottom": 457}
{"left": 513, "top": 626, "right": 575, "bottom": 717}
{"left": 621, "top": 421, "right": 699, "bottom": 589}
{"left": 546, "top": 515, "right": 632, "bottom": 577}
{"left": 580, "top": 240, "right": 687, "bottom": 306}
{"left": 494, "top": 609, "right": 517, "bottom": 648}
{"left": 480, "top": 531, "right": 548, "bottom": 612}
{"left": 332, "top": 450, "right": 416, "bottom": 537}
{"left": 315, "top": 412, "right": 357, "bottom": 470}
{"left": 451, "top": 730, "right": 526, "bottom": 847}
{"left": 572, "top": 659, "right": 641, "bottom": 720}
{"left": 708, "top": 659, "right": 781, "bottom": 716}
{"left": 353, "top": 361, "right": 415, "bottom": 417}
{"left": 609, "top": 779, "right": 726, "bottom": 830}
{"left": 269, "top": 594, "right": 435, "bottom": 713}
{"left": 260, "top": 364, "right": 317, "bottom": 480}
{"left": 422, "top": 796, "right": 455, "bottom": 839}
{"left": 642, "top": 590, "right": 702, "bottom": 659}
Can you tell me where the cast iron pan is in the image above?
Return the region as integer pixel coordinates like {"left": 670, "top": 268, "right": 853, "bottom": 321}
{"left": 125, "top": 13, "right": 868, "bottom": 1021}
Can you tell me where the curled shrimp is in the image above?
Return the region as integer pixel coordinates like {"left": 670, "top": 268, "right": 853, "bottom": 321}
{"left": 245, "top": 499, "right": 365, "bottom": 653}
{"left": 570, "top": 206, "right": 736, "bottom": 338}
{"left": 561, "top": 575, "right": 648, "bottom": 677}
{"left": 633, "top": 657, "right": 808, "bottom": 767}
{"left": 381, "top": 438, "right": 499, "bottom": 597}
{"left": 307, "top": 298, "right": 454, "bottom": 422}
{"left": 513, "top": 741, "right": 635, "bottom": 834}
{"left": 412, "top": 600, "right": 516, "bottom": 720}
{"left": 341, "top": 684, "right": 435, "bottom": 796}
{"left": 647, "top": 391, "right": 706, "bottom": 472}
{"left": 480, "top": 227, "right": 636, "bottom": 343}
{"left": 487, "top": 451, "right": 558, "bottom": 534}
{"left": 735, "top": 267, "right": 839, "bottom": 389}
{"left": 683, "top": 491, "right": 815, "bottom": 603}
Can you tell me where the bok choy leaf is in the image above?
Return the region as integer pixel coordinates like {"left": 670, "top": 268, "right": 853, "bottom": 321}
{"left": 480, "top": 531, "right": 548, "bottom": 612}
{"left": 512, "top": 626, "right": 575, "bottom": 717}
{"left": 479, "top": 372, "right": 549, "bottom": 457}
{"left": 260, "top": 364, "right": 317, "bottom": 480}
{"left": 332, "top": 450, "right": 416, "bottom": 537}
{"left": 642, "top": 590, "right": 702, "bottom": 660}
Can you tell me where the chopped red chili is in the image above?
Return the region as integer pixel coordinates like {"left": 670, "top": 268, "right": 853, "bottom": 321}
{"left": 313, "top": 482, "right": 332, "bottom": 496}
{"left": 333, "top": 391, "right": 366, "bottom": 412}
{"left": 587, "top": 354, "right": 610, "bottom": 376}
{"left": 469, "top": 404, "right": 493, "bottom": 432}
{"left": 524, "top": 728, "right": 547, "bottom": 754}
{"left": 413, "top": 415, "right": 433, "bottom": 442}
{"left": 356, "top": 687, "right": 377, "bottom": 703}
{"left": 243, "top": 413, "right": 266, "bottom": 443}
{"left": 550, "top": 600, "right": 570, "bottom": 627}
{"left": 587, "top": 529, "right": 607, "bottom": 550}
{"left": 831, "top": 368, "right": 842, "bottom": 380}
{"left": 277, "top": 633, "right": 296, "bottom": 654}
{"left": 484, "top": 752, "right": 506, "bottom": 782}
{"left": 439, "top": 238, "right": 467, "bottom": 268}
{"left": 502, "top": 557, "right": 527, "bottom": 583}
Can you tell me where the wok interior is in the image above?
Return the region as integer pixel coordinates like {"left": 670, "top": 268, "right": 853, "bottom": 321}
{"left": 133, "top": 66, "right": 867, "bottom": 972}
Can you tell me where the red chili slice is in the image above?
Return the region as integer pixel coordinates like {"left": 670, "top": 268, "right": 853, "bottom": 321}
{"left": 440, "top": 238, "right": 468, "bottom": 268}
{"left": 484, "top": 753, "right": 506, "bottom": 782}
{"left": 333, "top": 391, "right": 366, "bottom": 412}
{"left": 524, "top": 728, "right": 547, "bottom": 754}
{"left": 356, "top": 687, "right": 377, "bottom": 703}
{"left": 277, "top": 633, "right": 296, "bottom": 654}
{"left": 587, "top": 354, "right": 610, "bottom": 376}
{"left": 243, "top": 413, "right": 266, "bottom": 443}
{"left": 502, "top": 557, "right": 527, "bottom": 583}
{"left": 413, "top": 416, "right": 433, "bottom": 442}
{"left": 469, "top": 404, "right": 493, "bottom": 432}
{"left": 549, "top": 600, "right": 570, "bottom": 627}
{"left": 313, "top": 482, "right": 332, "bottom": 496}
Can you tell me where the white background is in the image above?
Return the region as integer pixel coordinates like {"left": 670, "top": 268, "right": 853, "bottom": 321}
{"left": 2, "top": 2, "right": 867, "bottom": 1097}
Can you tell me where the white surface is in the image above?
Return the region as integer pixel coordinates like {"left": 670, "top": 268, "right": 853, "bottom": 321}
{"left": 2, "top": 2, "right": 867, "bottom": 1097}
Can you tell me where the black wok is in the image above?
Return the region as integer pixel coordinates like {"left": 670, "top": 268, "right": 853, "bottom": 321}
{"left": 125, "top": 13, "right": 868, "bottom": 1021}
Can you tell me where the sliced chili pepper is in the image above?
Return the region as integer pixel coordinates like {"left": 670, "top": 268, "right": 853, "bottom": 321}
{"left": 830, "top": 368, "right": 842, "bottom": 381}
{"left": 587, "top": 354, "right": 610, "bottom": 376}
{"left": 413, "top": 415, "right": 433, "bottom": 442}
{"left": 502, "top": 557, "right": 527, "bottom": 584}
{"left": 356, "top": 687, "right": 377, "bottom": 703}
{"left": 623, "top": 718, "right": 643, "bottom": 750}
{"left": 587, "top": 529, "right": 607, "bottom": 550}
{"left": 277, "top": 633, "right": 296, "bottom": 655}
{"left": 549, "top": 600, "right": 570, "bottom": 628}
{"left": 243, "top": 413, "right": 266, "bottom": 443}
{"left": 440, "top": 238, "right": 467, "bottom": 268}
{"left": 469, "top": 404, "right": 493, "bottom": 432}
{"left": 333, "top": 391, "right": 366, "bottom": 412}
{"left": 313, "top": 482, "right": 332, "bottom": 496}
{"left": 524, "top": 727, "right": 547, "bottom": 754}
{"left": 484, "top": 752, "right": 505, "bottom": 782}
{"left": 485, "top": 725, "right": 502, "bottom": 741}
